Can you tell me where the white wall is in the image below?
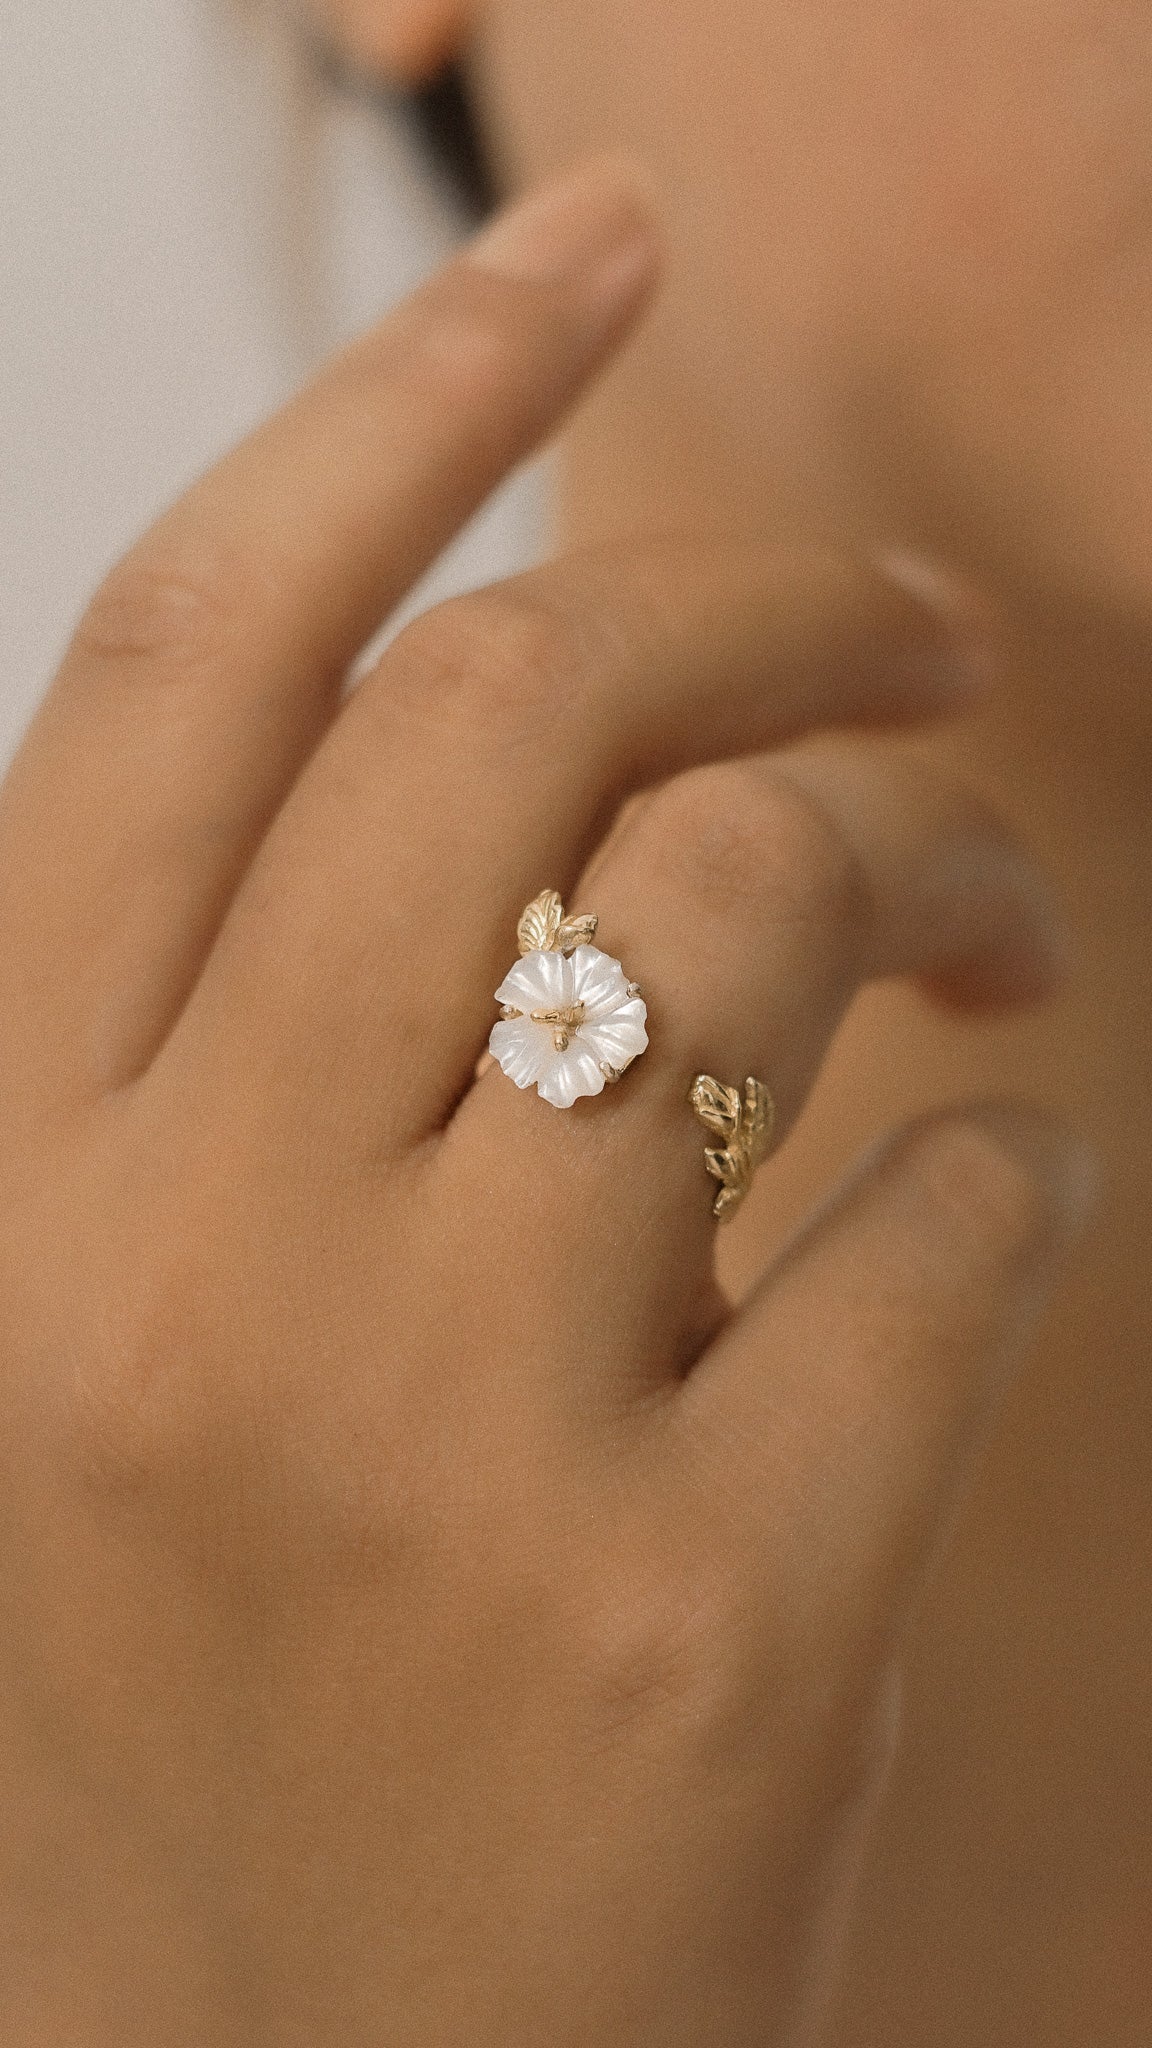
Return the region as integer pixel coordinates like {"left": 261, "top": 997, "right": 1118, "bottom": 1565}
{"left": 0, "top": 0, "right": 549, "bottom": 765}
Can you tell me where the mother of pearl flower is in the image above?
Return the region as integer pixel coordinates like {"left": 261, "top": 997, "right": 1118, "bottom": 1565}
{"left": 489, "top": 891, "right": 649, "bottom": 1109}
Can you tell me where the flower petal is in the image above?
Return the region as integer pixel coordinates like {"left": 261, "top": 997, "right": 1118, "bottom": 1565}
{"left": 537, "top": 1045, "right": 606, "bottom": 1108}
{"left": 494, "top": 948, "right": 574, "bottom": 1012}
{"left": 585, "top": 1005, "right": 649, "bottom": 1067}
{"left": 489, "top": 1018, "right": 552, "bottom": 1090}
{"left": 569, "top": 1045, "right": 610, "bottom": 1096}
{"left": 493, "top": 942, "right": 647, "bottom": 1104}
{"left": 569, "top": 945, "right": 631, "bottom": 1019}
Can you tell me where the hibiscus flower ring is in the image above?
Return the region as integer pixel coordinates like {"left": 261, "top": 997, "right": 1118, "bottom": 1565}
{"left": 489, "top": 891, "right": 649, "bottom": 1109}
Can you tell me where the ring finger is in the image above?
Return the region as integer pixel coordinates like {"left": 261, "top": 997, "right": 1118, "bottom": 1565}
{"left": 448, "top": 738, "right": 1064, "bottom": 1381}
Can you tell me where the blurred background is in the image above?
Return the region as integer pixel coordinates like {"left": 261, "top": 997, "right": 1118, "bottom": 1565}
{"left": 0, "top": 0, "right": 546, "bottom": 768}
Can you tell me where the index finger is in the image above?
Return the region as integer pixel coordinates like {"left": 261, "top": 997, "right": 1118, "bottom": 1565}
{"left": 0, "top": 157, "right": 662, "bottom": 1109}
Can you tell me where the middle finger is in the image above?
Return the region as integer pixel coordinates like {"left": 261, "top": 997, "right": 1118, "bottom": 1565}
{"left": 165, "top": 543, "right": 983, "bottom": 1147}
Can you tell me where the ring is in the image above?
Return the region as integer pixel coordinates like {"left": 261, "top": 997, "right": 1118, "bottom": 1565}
{"left": 489, "top": 890, "right": 649, "bottom": 1109}
{"left": 689, "top": 1073, "right": 776, "bottom": 1221}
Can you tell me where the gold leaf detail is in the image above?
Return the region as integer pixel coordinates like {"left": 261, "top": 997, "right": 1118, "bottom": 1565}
{"left": 689, "top": 1073, "right": 742, "bottom": 1140}
{"left": 743, "top": 1077, "right": 776, "bottom": 1170}
{"left": 517, "top": 889, "right": 564, "bottom": 956}
{"left": 556, "top": 913, "right": 599, "bottom": 953}
{"left": 704, "top": 1146, "right": 742, "bottom": 1188}
{"left": 690, "top": 1073, "right": 776, "bottom": 1221}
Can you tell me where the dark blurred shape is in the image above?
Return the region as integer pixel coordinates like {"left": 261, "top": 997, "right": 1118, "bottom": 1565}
{"left": 407, "top": 58, "right": 501, "bottom": 223}
{"left": 313, "top": 33, "right": 501, "bottom": 226}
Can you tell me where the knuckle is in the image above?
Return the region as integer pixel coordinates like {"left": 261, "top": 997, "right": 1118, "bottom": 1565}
{"left": 390, "top": 583, "right": 584, "bottom": 734}
{"left": 406, "top": 291, "right": 517, "bottom": 411}
{"left": 4, "top": 1268, "right": 213, "bottom": 1510}
{"left": 377, "top": 267, "right": 526, "bottom": 415}
{"left": 638, "top": 765, "right": 773, "bottom": 904}
{"left": 754, "top": 772, "right": 869, "bottom": 941}
{"left": 59, "top": 1281, "right": 222, "bottom": 1504}
{"left": 571, "top": 1594, "right": 726, "bottom": 1754}
{"left": 63, "top": 1342, "right": 209, "bottom": 1501}
{"left": 561, "top": 1526, "right": 740, "bottom": 1755}
{"left": 71, "top": 537, "right": 255, "bottom": 675}
{"left": 905, "top": 1115, "right": 1053, "bottom": 1266}
{"left": 644, "top": 763, "right": 868, "bottom": 944}
{"left": 27, "top": 1162, "right": 230, "bottom": 1500}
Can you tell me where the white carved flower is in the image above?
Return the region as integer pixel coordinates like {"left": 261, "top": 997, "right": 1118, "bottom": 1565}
{"left": 490, "top": 945, "right": 649, "bottom": 1109}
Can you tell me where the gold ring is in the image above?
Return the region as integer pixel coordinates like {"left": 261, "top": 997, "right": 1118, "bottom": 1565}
{"left": 488, "top": 891, "right": 649, "bottom": 1109}
{"left": 689, "top": 1073, "right": 776, "bottom": 1220}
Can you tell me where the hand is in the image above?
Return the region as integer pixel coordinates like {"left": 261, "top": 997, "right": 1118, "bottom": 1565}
{"left": 0, "top": 159, "right": 1091, "bottom": 2046}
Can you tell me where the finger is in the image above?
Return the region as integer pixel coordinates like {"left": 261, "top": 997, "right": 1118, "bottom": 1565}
{"left": 167, "top": 543, "right": 988, "bottom": 1145}
{"left": 0, "top": 157, "right": 662, "bottom": 1111}
{"left": 448, "top": 743, "right": 1065, "bottom": 1378}
{"left": 677, "top": 1105, "right": 1096, "bottom": 1660}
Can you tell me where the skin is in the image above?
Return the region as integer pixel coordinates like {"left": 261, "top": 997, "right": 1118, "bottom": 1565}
{"left": 313, "top": 1, "right": 1152, "bottom": 2039}
{"left": 0, "top": 159, "right": 1096, "bottom": 2045}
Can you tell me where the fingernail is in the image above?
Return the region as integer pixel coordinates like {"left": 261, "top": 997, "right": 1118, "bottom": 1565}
{"left": 873, "top": 545, "right": 1000, "bottom": 703}
{"left": 466, "top": 155, "right": 662, "bottom": 317}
